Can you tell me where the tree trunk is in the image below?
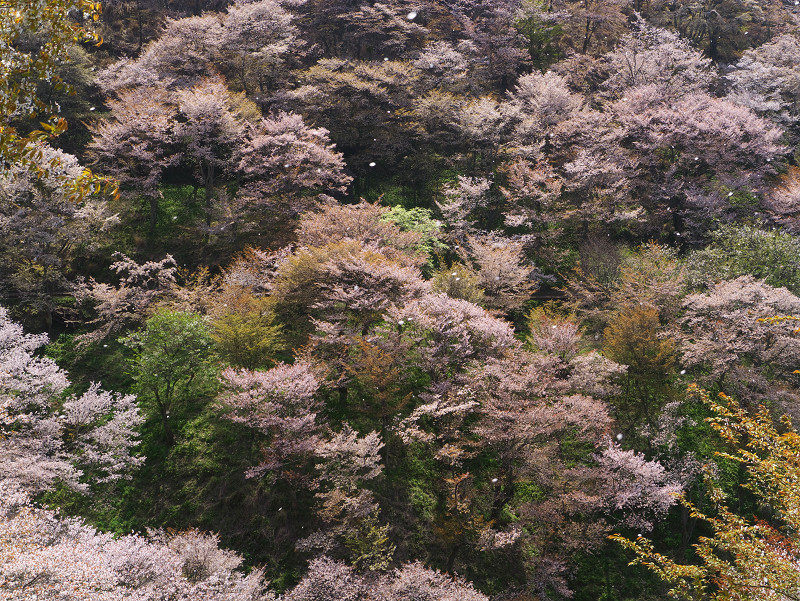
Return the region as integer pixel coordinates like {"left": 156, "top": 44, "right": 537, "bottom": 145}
{"left": 154, "top": 392, "right": 174, "bottom": 445}
{"left": 582, "top": 17, "right": 592, "bottom": 53}
{"left": 160, "top": 405, "right": 174, "bottom": 445}
{"left": 205, "top": 162, "right": 215, "bottom": 229}
{"left": 148, "top": 195, "right": 158, "bottom": 237}
{"left": 446, "top": 543, "right": 459, "bottom": 574}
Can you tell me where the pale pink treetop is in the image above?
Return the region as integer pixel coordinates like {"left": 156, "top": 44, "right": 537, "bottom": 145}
{"left": 221, "top": 360, "right": 322, "bottom": 478}
{"left": 0, "top": 306, "right": 144, "bottom": 493}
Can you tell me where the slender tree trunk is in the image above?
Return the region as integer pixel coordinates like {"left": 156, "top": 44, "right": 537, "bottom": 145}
{"left": 446, "top": 543, "right": 459, "bottom": 574}
{"left": 380, "top": 414, "right": 392, "bottom": 471}
{"left": 148, "top": 195, "right": 158, "bottom": 237}
{"left": 136, "top": 0, "right": 144, "bottom": 52}
{"left": 154, "top": 391, "right": 174, "bottom": 445}
{"left": 159, "top": 405, "right": 174, "bottom": 445}
{"left": 205, "top": 162, "right": 215, "bottom": 229}
{"left": 582, "top": 17, "right": 592, "bottom": 53}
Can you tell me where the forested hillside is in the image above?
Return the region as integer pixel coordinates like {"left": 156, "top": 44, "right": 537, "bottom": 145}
{"left": 4, "top": 1, "right": 800, "bottom": 599}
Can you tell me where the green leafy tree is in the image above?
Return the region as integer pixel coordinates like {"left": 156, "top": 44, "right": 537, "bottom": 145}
{"left": 686, "top": 223, "right": 800, "bottom": 295}
{"left": 123, "top": 310, "right": 218, "bottom": 445}
{"left": 381, "top": 205, "right": 446, "bottom": 262}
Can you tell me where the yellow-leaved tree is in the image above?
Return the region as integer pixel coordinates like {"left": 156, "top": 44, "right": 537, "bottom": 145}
{"left": 611, "top": 384, "right": 800, "bottom": 601}
{"left": 0, "top": 0, "right": 114, "bottom": 199}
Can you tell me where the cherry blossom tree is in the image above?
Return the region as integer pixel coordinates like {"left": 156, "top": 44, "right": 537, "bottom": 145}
{"left": 269, "top": 240, "right": 430, "bottom": 349}
{"left": 299, "top": 426, "right": 394, "bottom": 571}
{"left": 413, "top": 41, "right": 475, "bottom": 95}
{"left": 96, "top": 15, "right": 221, "bottom": 94}
{"left": 274, "top": 58, "right": 421, "bottom": 174}
{"left": 404, "top": 89, "right": 468, "bottom": 165}
{"left": 375, "top": 560, "right": 490, "bottom": 601}
{"left": 602, "top": 19, "right": 715, "bottom": 100}
{"left": 551, "top": 0, "right": 630, "bottom": 55}
{"left": 221, "top": 360, "right": 323, "bottom": 480}
{"left": 87, "top": 86, "right": 181, "bottom": 236}
{"left": 60, "top": 383, "right": 145, "bottom": 485}
{"left": 294, "top": 0, "right": 427, "bottom": 60}
{"left": 460, "top": 233, "right": 538, "bottom": 313}
{"left": 678, "top": 276, "right": 800, "bottom": 417}
{"left": 726, "top": 33, "right": 800, "bottom": 137}
{"left": 174, "top": 77, "right": 248, "bottom": 232}
{"left": 0, "top": 306, "right": 144, "bottom": 494}
{"left": 436, "top": 175, "right": 492, "bottom": 242}
{"left": 236, "top": 112, "right": 351, "bottom": 224}
{"left": 215, "top": 0, "right": 302, "bottom": 96}
{"left": 766, "top": 166, "right": 800, "bottom": 232}
{"left": 282, "top": 556, "right": 368, "bottom": 601}
{"left": 467, "top": 351, "right": 676, "bottom": 594}
{"left": 98, "top": 0, "right": 301, "bottom": 97}
{"left": 613, "top": 89, "right": 784, "bottom": 237}
{"left": 73, "top": 253, "right": 178, "bottom": 344}
{"left": 444, "top": 0, "right": 530, "bottom": 89}
{"left": 506, "top": 70, "right": 583, "bottom": 146}
{"left": 381, "top": 292, "right": 518, "bottom": 382}
{"left": 0, "top": 482, "right": 273, "bottom": 601}
{"left": 519, "top": 97, "right": 636, "bottom": 237}
{"left": 296, "top": 201, "right": 429, "bottom": 266}
{"left": 453, "top": 96, "right": 513, "bottom": 172}
{"left": 497, "top": 158, "right": 569, "bottom": 269}
{"left": 596, "top": 442, "right": 681, "bottom": 531}
{"left": 396, "top": 333, "right": 676, "bottom": 595}
{"left": 0, "top": 144, "right": 117, "bottom": 327}
{"left": 284, "top": 556, "right": 489, "bottom": 601}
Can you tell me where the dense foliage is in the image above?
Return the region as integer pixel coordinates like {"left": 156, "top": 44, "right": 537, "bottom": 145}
{"left": 5, "top": 0, "right": 800, "bottom": 599}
